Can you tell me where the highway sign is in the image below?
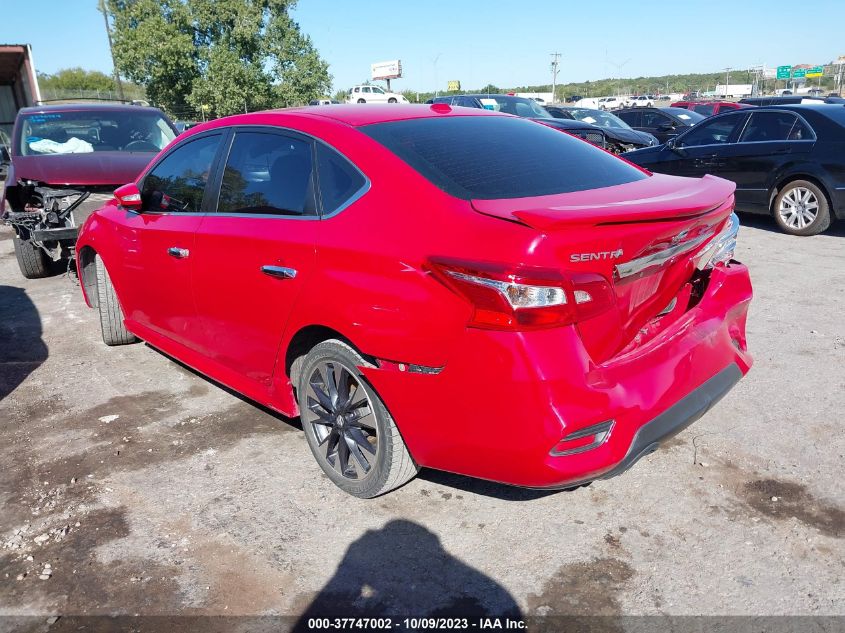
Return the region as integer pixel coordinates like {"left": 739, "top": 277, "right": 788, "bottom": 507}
{"left": 776, "top": 65, "right": 791, "bottom": 80}
{"left": 806, "top": 66, "right": 824, "bottom": 78}
{"left": 792, "top": 68, "right": 807, "bottom": 79}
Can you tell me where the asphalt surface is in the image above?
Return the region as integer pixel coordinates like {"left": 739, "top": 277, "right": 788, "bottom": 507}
{"left": 0, "top": 211, "right": 843, "bottom": 628}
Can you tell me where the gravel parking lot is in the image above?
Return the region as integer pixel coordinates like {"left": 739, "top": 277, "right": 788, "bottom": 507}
{"left": 0, "top": 212, "right": 843, "bottom": 627}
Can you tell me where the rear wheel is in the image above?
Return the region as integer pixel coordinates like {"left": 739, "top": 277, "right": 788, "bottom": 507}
{"left": 95, "top": 255, "right": 137, "bottom": 346}
{"left": 357, "top": 98, "right": 366, "bottom": 104}
{"left": 13, "top": 235, "right": 50, "bottom": 279}
{"left": 773, "top": 180, "right": 831, "bottom": 236}
{"left": 388, "top": 97, "right": 397, "bottom": 103}
{"left": 298, "top": 340, "right": 418, "bottom": 498}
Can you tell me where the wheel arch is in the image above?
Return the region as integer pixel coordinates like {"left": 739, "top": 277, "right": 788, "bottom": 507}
{"left": 77, "top": 245, "right": 98, "bottom": 308}
{"left": 284, "top": 324, "right": 376, "bottom": 388}
{"left": 768, "top": 173, "right": 833, "bottom": 216}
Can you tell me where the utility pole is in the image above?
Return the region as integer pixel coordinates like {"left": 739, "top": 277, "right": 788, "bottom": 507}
{"left": 431, "top": 53, "right": 442, "bottom": 98}
{"left": 722, "top": 67, "right": 731, "bottom": 98}
{"left": 550, "top": 52, "right": 561, "bottom": 103}
{"left": 99, "top": 0, "right": 125, "bottom": 102}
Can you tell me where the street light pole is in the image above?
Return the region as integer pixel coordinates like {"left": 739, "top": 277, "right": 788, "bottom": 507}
{"left": 431, "top": 53, "right": 442, "bottom": 98}
{"left": 98, "top": 0, "right": 125, "bottom": 102}
{"left": 723, "top": 67, "right": 731, "bottom": 98}
{"left": 550, "top": 52, "right": 561, "bottom": 103}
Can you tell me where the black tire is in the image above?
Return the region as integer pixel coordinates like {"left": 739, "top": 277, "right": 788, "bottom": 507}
{"left": 357, "top": 98, "right": 366, "bottom": 104}
{"left": 13, "top": 235, "right": 50, "bottom": 279}
{"left": 772, "top": 180, "right": 831, "bottom": 236}
{"left": 298, "top": 340, "right": 418, "bottom": 498}
{"left": 388, "top": 97, "right": 397, "bottom": 103}
{"left": 95, "top": 255, "right": 137, "bottom": 346}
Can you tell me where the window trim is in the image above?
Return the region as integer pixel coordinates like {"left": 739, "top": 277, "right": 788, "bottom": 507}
{"left": 202, "top": 124, "right": 370, "bottom": 221}
{"left": 135, "top": 130, "right": 226, "bottom": 216}
{"left": 736, "top": 109, "right": 817, "bottom": 144}
{"left": 675, "top": 111, "right": 750, "bottom": 149}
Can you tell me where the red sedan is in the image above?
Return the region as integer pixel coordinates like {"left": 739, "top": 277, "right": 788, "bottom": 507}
{"left": 75, "top": 105, "right": 753, "bottom": 498}
{"left": 670, "top": 101, "right": 753, "bottom": 117}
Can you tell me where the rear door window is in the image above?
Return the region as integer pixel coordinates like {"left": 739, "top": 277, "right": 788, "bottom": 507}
{"left": 739, "top": 111, "right": 801, "bottom": 143}
{"left": 617, "top": 110, "right": 641, "bottom": 126}
{"left": 141, "top": 134, "right": 221, "bottom": 213}
{"left": 361, "top": 116, "right": 646, "bottom": 200}
{"left": 217, "top": 131, "right": 315, "bottom": 216}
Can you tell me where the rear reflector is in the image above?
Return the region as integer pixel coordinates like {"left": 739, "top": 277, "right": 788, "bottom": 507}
{"left": 550, "top": 420, "right": 615, "bottom": 457}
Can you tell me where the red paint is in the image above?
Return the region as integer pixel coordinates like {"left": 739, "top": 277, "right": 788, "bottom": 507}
{"left": 77, "top": 105, "right": 753, "bottom": 488}
{"left": 671, "top": 101, "right": 753, "bottom": 115}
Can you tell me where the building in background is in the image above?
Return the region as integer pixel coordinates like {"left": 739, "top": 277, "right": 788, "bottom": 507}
{"left": 0, "top": 44, "right": 41, "bottom": 137}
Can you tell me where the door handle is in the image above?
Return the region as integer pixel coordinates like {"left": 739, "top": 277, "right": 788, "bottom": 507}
{"left": 261, "top": 265, "right": 297, "bottom": 279}
{"left": 167, "top": 247, "right": 190, "bottom": 258}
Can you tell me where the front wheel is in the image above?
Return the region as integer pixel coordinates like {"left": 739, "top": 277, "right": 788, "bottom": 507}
{"left": 357, "top": 98, "right": 366, "bottom": 104}
{"left": 298, "top": 340, "right": 418, "bottom": 498}
{"left": 388, "top": 97, "right": 397, "bottom": 103}
{"left": 95, "top": 255, "right": 137, "bottom": 346}
{"left": 773, "top": 180, "right": 831, "bottom": 236}
{"left": 13, "top": 236, "right": 51, "bottom": 279}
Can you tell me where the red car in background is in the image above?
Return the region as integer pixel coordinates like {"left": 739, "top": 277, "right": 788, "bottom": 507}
{"left": 76, "top": 105, "right": 752, "bottom": 498}
{"left": 671, "top": 101, "right": 753, "bottom": 117}
{"left": 2, "top": 103, "right": 177, "bottom": 278}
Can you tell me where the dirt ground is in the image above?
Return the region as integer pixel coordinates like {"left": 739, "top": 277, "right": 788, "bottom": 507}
{"left": 0, "top": 211, "right": 843, "bottom": 630}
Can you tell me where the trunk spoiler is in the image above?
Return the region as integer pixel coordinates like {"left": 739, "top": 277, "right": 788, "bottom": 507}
{"left": 471, "top": 174, "right": 736, "bottom": 230}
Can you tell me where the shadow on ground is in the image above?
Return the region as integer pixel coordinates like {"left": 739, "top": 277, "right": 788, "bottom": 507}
{"left": 292, "top": 519, "right": 521, "bottom": 629}
{"left": 738, "top": 211, "right": 845, "bottom": 237}
{"left": 0, "top": 284, "right": 47, "bottom": 401}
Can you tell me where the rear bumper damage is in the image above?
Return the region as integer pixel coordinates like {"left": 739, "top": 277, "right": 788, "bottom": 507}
{"left": 362, "top": 262, "right": 753, "bottom": 488}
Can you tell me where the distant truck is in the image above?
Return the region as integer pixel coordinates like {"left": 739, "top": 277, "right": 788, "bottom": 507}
{"left": 715, "top": 84, "right": 753, "bottom": 98}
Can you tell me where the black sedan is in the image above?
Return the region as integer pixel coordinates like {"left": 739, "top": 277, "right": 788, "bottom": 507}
{"left": 616, "top": 107, "right": 705, "bottom": 144}
{"left": 624, "top": 104, "right": 845, "bottom": 235}
{"left": 428, "top": 94, "right": 608, "bottom": 148}
{"left": 545, "top": 105, "right": 659, "bottom": 152}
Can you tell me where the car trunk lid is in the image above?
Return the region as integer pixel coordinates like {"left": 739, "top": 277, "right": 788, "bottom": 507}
{"left": 471, "top": 174, "right": 736, "bottom": 361}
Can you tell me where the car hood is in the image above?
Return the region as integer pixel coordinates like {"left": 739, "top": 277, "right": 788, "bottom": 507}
{"left": 10, "top": 152, "right": 155, "bottom": 186}
{"left": 604, "top": 127, "right": 657, "bottom": 146}
{"left": 622, "top": 144, "right": 665, "bottom": 162}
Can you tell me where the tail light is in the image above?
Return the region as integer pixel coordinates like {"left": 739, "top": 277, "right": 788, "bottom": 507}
{"left": 428, "top": 258, "right": 615, "bottom": 330}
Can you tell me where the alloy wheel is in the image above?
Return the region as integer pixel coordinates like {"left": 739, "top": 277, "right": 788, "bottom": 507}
{"left": 304, "top": 361, "right": 378, "bottom": 481}
{"left": 778, "top": 186, "right": 819, "bottom": 231}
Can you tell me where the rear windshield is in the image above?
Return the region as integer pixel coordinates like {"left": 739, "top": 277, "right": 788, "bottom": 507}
{"left": 361, "top": 116, "right": 646, "bottom": 200}
{"left": 17, "top": 109, "right": 176, "bottom": 156}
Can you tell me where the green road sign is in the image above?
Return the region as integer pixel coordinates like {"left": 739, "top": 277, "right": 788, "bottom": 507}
{"left": 792, "top": 68, "right": 806, "bottom": 79}
{"left": 776, "top": 65, "right": 791, "bottom": 80}
{"left": 806, "top": 66, "right": 823, "bottom": 78}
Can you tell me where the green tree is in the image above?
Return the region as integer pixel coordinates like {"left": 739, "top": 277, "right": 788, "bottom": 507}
{"left": 107, "top": 0, "right": 331, "bottom": 117}
{"left": 38, "top": 68, "right": 115, "bottom": 92}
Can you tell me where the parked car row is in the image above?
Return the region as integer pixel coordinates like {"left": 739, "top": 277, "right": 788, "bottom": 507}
{"left": 624, "top": 104, "right": 845, "bottom": 235}
{"left": 4, "top": 100, "right": 758, "bottom": 500}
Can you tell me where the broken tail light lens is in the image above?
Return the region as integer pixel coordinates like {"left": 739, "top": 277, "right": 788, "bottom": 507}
{"left": 428, "top": 258, "right": 615, "bottom": 330}
{"left": 697, "top": 212, "right": 739, "bottom": 270}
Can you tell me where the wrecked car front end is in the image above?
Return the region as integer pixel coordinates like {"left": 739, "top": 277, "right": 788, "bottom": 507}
{"left": 3, "top": 180, "right": 114, "bottom": 264}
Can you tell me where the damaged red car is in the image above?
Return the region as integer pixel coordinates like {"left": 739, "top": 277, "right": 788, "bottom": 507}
{"left": 76, "top": 105, "right": 753, "bottom": 498}
{"left": 2, "top": 103, "right": 177, "bottom": 278}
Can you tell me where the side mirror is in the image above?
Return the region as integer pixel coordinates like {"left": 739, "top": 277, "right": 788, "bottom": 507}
{"left": 666, "top": 137, "right": 687, "bottom": 155}
{"left": 114, "top": 182, "right": 142, "bottom": 210}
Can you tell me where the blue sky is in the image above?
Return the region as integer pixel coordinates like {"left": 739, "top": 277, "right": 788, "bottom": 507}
{"left": 2, "top": 0, "right": 843, "bottom": 93}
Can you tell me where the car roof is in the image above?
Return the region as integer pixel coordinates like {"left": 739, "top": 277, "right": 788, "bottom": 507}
{"left": 195, "top": 104, "right": 508, "bottom": 131}
{"left": 757, "top": 103, "right": 845, "bottom": 124}
{"left": 18, "top": 102, "right": 166, "bottom": 116}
